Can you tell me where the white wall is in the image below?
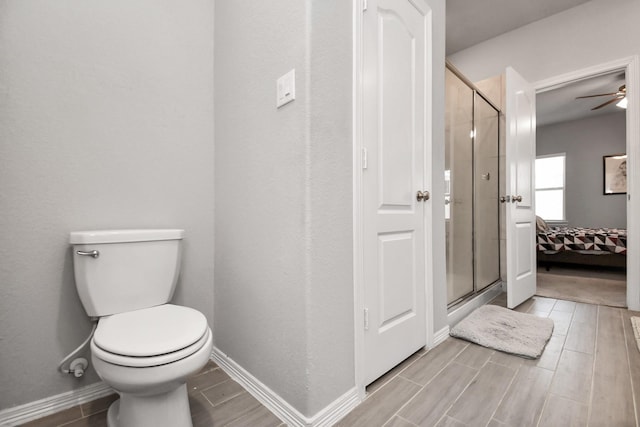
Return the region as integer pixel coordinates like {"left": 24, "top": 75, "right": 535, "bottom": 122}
{"left": 538, "top": 112, "right": 627, "bottom": 228}
{"left": 448, "top": 0, "right": 640, "bottom": 83}
{"left": 0, "top": 1, "right": 214, "bottom": 409}
{"left": 214, "top": 0, "right": 354, "bottom": 418}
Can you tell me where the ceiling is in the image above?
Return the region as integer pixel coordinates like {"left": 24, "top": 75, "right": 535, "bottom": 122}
{"left": 537, "top": 72, "right": 626, "bottom": 127}
{"left": 446, "top": 0, "right": 593, "bottom": 55}
{"left": 446, "top": 0, "right": 626, "bottom": 127}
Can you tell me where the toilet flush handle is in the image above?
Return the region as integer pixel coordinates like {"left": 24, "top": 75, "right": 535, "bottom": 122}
{"left": 76, "top": 250, "right": 99, "bottom": 258}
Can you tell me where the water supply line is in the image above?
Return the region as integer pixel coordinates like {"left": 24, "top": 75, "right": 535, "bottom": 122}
{"left": 57, "top": 319, "right": 98, "bottom": 378}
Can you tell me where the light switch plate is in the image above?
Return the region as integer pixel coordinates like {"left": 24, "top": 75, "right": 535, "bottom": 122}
{"left": 277, "top": 69, "right": 296, "bottom": 108}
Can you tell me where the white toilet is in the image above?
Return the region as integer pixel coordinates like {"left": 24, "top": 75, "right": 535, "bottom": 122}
{"left": 70, "top": 229, "right": 213, "bottom": 427}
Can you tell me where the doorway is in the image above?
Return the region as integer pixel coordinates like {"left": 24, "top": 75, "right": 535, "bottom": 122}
{"left": 533, "top": 56, "right": 640, "bottom": 310}
{"left": 535, "top": 71, "right": 627, "bottom": 307}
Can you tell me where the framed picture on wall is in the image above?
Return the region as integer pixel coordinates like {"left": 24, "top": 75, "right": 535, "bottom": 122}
{"left": 603, "top": 154, "right": 627, "bottom": 195}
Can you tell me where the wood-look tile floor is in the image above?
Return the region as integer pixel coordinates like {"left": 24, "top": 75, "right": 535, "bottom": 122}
{"left": 21, "top": 294, "right": 640, "bottom": 427}
{"left": 339, "top": 294, "right": 640, "bottom": 427}
{"left": 20, "top": 360, "right": 284, "bottom": 427}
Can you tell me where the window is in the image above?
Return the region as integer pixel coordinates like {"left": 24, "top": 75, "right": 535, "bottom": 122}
{"left": 535, "top": 153, "right": 565, "bottom": 221}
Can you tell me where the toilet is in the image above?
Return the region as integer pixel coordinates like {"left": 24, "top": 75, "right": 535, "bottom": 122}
{"left": 70, "top": 229, "right": 213, "bottom": 427}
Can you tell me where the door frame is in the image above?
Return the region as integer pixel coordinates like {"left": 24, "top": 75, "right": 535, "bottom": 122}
{"left": 352, "top": 0, "right": 435, "bottom": 399}
{"left": 533, "top": 55, "right": 640, "bottom": 311}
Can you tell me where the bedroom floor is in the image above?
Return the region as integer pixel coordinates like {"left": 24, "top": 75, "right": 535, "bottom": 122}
{"left": 537, "top": 264, "right": 627, "bottom": 307}
{"left": 21, "top": 295, "right": 640, "bottom": 427}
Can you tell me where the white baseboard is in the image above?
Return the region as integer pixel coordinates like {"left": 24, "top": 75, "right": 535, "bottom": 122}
{"left": 0, "top": 382, "right": 113, "bottom": 426}
{"left": 212, "top": 347, "right": 360, "bottom": 427}
{"left": 433, "top": 325, "right": 450, "bottom": 347}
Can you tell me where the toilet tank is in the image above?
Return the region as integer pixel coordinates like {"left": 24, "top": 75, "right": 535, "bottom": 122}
{"left": 70, "top": 229, "right": 184, "bottom": 317}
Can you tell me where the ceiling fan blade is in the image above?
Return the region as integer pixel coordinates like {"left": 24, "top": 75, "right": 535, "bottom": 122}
{"left": 591, "top": 96, "right": 624, "bottom": 110}
{"left": 576, "top": 92, "right": 619, "bottom": 99}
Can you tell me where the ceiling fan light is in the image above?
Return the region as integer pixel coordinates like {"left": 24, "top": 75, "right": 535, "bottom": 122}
{"left": 617, "top": 97, "right": 628, "bottom": 109}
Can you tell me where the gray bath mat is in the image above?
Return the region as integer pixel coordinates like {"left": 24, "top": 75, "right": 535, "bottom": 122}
{"left": 450, "top": 305, "right": 554, "bottom": 359}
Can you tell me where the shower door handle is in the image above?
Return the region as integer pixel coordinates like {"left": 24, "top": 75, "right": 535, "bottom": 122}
{"left": 500, "top": 195, "right": 523, "bottom": 203}
{"left": 416, "top": 190, "right": 430, "bottom": 202}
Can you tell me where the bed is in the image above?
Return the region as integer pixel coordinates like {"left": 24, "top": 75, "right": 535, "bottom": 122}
{"left": 536, "top": 222, "right": 627, "bottom": 269}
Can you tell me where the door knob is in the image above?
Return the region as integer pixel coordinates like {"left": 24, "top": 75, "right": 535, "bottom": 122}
{"left": 417, "top": 190, "right": 430, "bottom": 202}
{"left": 512, "top": 195, "right": 523, "bottom": 203}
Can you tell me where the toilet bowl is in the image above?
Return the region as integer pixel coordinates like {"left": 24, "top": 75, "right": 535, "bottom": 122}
{"left": 92, "top": 305, "right": 213, "bottom": 427}
{"left": 70, "top": 229, "right": 212, "bottom": 427}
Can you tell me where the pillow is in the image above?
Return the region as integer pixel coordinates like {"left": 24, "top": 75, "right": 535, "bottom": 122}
{"left": 536, "top": 216, "right": 549, "bottom": 232}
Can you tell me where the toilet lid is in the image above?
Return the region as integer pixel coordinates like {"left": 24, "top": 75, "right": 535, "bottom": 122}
{"left": 93, "top": 304, "right": 208, "bottom": 357}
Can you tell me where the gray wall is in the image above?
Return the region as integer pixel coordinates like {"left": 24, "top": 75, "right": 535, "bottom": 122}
{"left": 448, "top": 0, "right": 640, "bottom": 84}
{"left": 214, "top": 0, "right": 354, "bottom": 418}
{"left": 0, "top": 1, "right": 214, "bottom": 409}
{"left": 427, "top": 0, "right": 449, "bottom": 335}
{"left": 537, "top": 113, "right": 627, "bottom": 228}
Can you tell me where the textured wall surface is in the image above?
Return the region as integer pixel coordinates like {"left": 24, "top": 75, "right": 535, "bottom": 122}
{"left": 538, "top": 113, "right": 627, "bottom": 228}
{"left": 0, "top": 0, "right": 214, "bottom": 409}
{"left": 213, "top": 0, "right": 355, "bottom": 417}
{"left": 306, "top": 0, "right": 357, "bottom": 412}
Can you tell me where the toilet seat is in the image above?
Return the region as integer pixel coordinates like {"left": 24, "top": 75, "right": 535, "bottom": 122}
{"left": 92, "top": 304, "right": 210, "bottom": 368}
{"left": 92, "top": 328, "right": 211, "bottom": 367}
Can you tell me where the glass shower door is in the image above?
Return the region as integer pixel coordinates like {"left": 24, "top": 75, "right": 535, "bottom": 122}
{"left": 445, "top": 68, "right": 474, "bottom": 303}
{"left": 474, "top": 93, "right": 500, "bottom": 291}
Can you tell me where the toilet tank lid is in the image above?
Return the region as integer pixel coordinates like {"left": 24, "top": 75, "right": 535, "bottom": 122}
{"left": 70, "top": 229, "right": 184, "bottom": 244}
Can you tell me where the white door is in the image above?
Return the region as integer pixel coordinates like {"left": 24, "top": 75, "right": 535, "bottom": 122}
{"left": 362, "top": 0, "right": 430, "bottom": 385}
{"left": 505, "top": 67, "right": 537, "bottom": 309}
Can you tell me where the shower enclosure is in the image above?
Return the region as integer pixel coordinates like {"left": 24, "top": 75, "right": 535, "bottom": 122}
{"left": 445, "top": 66, "right": 501, "bottom": 306}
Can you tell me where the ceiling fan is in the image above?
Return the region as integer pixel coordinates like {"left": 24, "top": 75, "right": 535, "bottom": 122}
{"left": 576, "top": 84, "right": 626, "bottom": 110}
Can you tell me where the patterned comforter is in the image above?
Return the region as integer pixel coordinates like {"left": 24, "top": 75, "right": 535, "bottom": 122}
{"left": 537, "top": 227, "right": 627, "bottom": 254}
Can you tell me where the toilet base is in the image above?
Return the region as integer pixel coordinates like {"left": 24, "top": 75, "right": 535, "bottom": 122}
{"left": 107, "top": 399, "right": 119, "bottom": 427}
{"left": 106, "top": 384, "right": 193, "bottom": 427}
